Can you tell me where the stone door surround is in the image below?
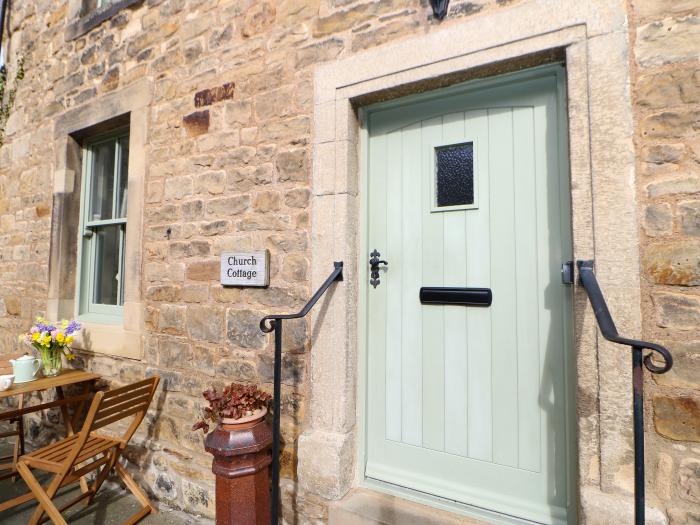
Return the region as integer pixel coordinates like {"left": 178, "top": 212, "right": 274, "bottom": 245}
{"left": 305, "top": 0, "right": 642, "bottom": 521}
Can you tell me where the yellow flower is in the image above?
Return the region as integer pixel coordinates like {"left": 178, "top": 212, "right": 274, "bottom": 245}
{"left": 65, "top": 336, "right": 74, "bottom": 345}
{"left": 42, "top": 335, "right": 51, "bottom": 346}
{"left": 66, "top": 353, "right": 76, "bottom": 361}
{"left": 61, "top": 320, "right": 69, "bottom": 329}
{"left": 56, "top": 332, "right": 65, "bottom": 344}
{"left": 32, "top": 332, "right": 40, "bottom": 341}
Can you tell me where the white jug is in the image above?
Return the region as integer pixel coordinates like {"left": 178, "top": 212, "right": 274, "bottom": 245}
{"left": 10, "top": 355, "right": 41, "bottom": 383}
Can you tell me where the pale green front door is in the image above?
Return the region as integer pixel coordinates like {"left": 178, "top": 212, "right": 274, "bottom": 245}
{"left": 365, "top": 67, "right": 573, "bottom": 524}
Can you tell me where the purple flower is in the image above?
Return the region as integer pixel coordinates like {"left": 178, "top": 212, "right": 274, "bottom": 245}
{"left": 65, "top": 320, "right": 81, "bottom": 335}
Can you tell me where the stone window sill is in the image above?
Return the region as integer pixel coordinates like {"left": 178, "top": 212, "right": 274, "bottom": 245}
{"left": 66, "top": 0, "right": 142, "bottom": 41}
{"left": 72, "top": 320, "right": 142, "bottom": 359}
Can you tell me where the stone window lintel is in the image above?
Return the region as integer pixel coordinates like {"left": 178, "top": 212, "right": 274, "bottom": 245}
{"left": 65, "top": 0, "right": 143, "bottom": 41}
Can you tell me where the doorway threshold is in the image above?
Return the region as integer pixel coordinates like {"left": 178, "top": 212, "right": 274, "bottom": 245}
{"left": 329, "top": 488, "right": 501, "bottom": 525}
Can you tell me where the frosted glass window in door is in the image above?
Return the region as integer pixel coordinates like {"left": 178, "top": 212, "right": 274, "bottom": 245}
{"left": 435, "top": 142, "right": 474, "bottom": 207}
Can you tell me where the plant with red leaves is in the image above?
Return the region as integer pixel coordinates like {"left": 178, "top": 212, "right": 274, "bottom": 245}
{"left": 192, "top": 383, "right": 271, "bottom": 433}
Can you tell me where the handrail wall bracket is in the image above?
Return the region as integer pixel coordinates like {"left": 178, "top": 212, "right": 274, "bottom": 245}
{"left": 576, "top": 259, "right": 672, "bottom": 525}
{"left": 259, "top": 261, "right": 343, "bottom": 525}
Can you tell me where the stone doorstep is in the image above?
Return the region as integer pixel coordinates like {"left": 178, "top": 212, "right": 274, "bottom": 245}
{"left": 329, "top": 489, "right": 490, "bottom": 525}
{"left": 329, "top": 487, "right": 674, "bottom": 525}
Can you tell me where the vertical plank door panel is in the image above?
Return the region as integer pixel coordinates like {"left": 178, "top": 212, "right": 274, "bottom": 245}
{"left": 401, "top": 122, "right": 423, "bottom": 447}
{"left": 421, "top": 117, "right": 446, "bottom": 452}
{"left": 512, "top": 106, "right": 542, "bottom": 472}
{"left": 441, "top": 112, "right": 469, "bottom": 457}
{"left": 488, "top": 107, "right": 519, "bottom": 468}
{"left": 385, "top": 130, "right": 404, "bottom": 442}
{"left": 465, "top": 109, "right": 493, "bottom": 462}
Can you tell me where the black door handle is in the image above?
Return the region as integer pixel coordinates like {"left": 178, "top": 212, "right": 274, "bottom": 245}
{"left": 369, "top": 249, "right": 388, "bottom": 288}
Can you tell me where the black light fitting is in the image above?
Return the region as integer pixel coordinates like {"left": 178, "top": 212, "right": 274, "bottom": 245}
{"left": 430, "top": 0, "right": 450, "bottom": 20}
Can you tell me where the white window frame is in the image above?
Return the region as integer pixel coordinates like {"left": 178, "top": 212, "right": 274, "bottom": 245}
{"left": 77, "top": 129, "right": 129, "bottom": 324}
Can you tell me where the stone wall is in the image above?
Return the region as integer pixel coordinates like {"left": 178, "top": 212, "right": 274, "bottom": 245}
{"left": 0, "top": 0, "right": 524, "bottom": 521}
{"left": 631, "top": 1, "right": 700, "bottom": 524}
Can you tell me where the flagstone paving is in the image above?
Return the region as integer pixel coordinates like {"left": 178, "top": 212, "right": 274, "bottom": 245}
{"left": 0, "top": 445, "right": 211, "bottom": 524}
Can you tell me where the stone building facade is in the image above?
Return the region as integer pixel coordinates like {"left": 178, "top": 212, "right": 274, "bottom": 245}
{"left": 0, "top": 0, "right": 697, "bottom": 524}
{"left": 631, "top": 3, "right": 700, "bottom": 524}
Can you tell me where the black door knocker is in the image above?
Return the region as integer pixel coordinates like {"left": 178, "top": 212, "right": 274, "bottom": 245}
{"left": 369, "top": 249, "right": 388, "bottom": 288}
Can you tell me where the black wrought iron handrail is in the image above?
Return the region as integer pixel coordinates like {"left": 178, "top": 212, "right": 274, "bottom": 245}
{"left": 577, "top": 260, "right": 672, "bottom": 374}
{"left": 260, "top": 261, "right": 344, "bottom": 333}
{"left": 259, "top": 261, "right": 343, "bottom": 525}
{"left": 576, "top": 260, "right": 672, "bottom": 525}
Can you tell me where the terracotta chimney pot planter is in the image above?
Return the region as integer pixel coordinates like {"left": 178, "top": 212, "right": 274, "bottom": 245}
{"left": 204, "top": 409, "right": 272, "bottom": 525}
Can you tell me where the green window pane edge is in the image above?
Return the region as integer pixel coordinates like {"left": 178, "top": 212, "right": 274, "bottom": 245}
{"left": 76, "top": 128, "right": 129, "bottom": 321}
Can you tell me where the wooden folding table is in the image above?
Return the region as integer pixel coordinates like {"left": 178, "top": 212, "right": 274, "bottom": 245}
{"left": 0, "top": 370, "right": 100, "bottom": 512}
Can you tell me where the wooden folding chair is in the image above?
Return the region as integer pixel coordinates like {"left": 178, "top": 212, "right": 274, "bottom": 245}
{"left": 0, "top": 358, "right": 25, "bottom": 482}
{"left": 16, "top": 376, "right": 160, "bottom": 525}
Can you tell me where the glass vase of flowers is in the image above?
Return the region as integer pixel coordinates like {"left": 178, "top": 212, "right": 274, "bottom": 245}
{"left": 18, "top": 317, "right": 81, "bottom": 377}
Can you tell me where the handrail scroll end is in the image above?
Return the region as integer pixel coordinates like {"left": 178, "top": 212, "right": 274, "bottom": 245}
{"left": 260, "top": 317, "right": 276, "bottom": 333}
{"left": 642, "top": 344, "right": 673, "bottom": 375}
